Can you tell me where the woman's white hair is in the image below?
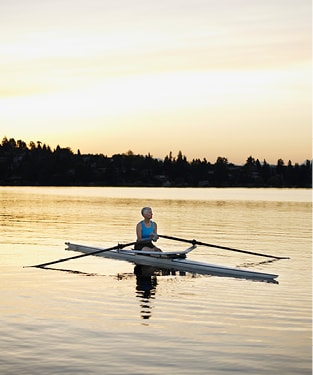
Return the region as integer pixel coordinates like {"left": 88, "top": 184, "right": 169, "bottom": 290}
{"left": 141, "top": 207, "right": 152, "bottom": 216}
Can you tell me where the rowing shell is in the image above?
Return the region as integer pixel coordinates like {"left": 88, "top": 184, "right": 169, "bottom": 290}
{"left": 65, "top": 242, "right": 278, "bottom": 281}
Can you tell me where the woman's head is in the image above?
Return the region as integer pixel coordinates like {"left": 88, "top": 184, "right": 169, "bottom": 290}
{"left": 141, "top": 207, "right": 152, "bottom": 217}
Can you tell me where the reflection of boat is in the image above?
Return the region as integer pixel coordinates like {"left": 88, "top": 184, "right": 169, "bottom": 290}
{"left": 65, "top": 242, "right": 279, "bottom": 282}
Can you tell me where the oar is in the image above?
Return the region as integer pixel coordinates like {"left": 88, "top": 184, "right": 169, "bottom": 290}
{"left": 158, "top": 234, "right": 290, "bottom": 260}
{"left": 24, "top": 241, "right": 137, "bottom": 268}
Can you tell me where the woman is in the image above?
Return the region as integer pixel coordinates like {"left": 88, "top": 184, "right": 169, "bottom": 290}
{"left": 135, "top": 207, "right": 161, "bottom": 252}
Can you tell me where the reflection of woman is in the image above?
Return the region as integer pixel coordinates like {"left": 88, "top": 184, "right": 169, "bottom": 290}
{"left": 135, "top": 274, "right": 157, "bottom": 320}
{"left": 135, "top": 207, "right": 161, "bottom": 252}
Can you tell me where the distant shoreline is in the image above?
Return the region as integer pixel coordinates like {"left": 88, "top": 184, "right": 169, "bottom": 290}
{"left": 1, "top": 137, "right": 311, "bottom": 188}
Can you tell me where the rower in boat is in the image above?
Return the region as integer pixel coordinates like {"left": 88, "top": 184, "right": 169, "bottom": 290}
{"left": 27, "top": 229, "right": 285, "bottom": 282}
{"left": 135, "top": 207, "right": 162, "bottom": 252}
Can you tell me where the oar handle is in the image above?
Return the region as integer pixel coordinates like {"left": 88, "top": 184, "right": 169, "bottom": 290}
{"left": 159, "top": 234, "right": 290, "bottom": 260}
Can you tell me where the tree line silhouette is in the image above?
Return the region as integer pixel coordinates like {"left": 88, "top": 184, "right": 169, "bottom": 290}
{"left": 0, "top": 137, "right": 311, "bottom": 188}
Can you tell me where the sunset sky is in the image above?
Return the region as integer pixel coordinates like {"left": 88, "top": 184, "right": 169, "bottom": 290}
{"left": 0, "top": 0, "right": 311, "bottom": 164}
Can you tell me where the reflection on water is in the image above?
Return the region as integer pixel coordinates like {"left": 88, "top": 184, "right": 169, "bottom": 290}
{"left": 135, "top": 271, "right": 158, "bottom": 321}
{"left": 38, "top": 266, "right": 99, "bottom": 276}
{"left": 237, "top": 257, "right": 283, "bottom": 268}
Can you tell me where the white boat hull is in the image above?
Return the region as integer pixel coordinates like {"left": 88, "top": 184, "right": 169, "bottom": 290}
{"left": 65, "top": 242, "right": 278, "bottom": 281}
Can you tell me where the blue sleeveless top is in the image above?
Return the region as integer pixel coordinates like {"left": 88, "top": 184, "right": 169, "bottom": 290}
{"left": 141, "top": 221, "right": 155, "bottom": 240}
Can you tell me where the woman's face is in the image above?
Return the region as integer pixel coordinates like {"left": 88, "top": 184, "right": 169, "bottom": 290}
{"left": 143, "top": 209, "right": 153, "bottom": 219}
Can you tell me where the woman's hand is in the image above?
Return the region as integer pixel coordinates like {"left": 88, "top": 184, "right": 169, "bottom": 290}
{"left": 150, "top": 233, "right": 159, "bottom": 242}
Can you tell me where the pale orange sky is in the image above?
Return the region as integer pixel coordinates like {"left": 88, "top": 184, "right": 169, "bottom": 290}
{"left": 0, "top": 0, "right": 311, "bottom": 164}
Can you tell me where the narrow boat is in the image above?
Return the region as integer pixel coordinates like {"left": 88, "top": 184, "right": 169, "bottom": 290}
{"left": 65, "top": 242, "right": 279, "bottom": 282}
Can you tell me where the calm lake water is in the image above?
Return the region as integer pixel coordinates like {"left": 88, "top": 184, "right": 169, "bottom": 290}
{"left": 0, "top": 187, "right": 311, "bottom": 375}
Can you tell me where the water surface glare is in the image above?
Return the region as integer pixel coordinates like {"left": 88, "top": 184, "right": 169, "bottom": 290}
{"left": 0, "top": 187, "right": 311, "bottom": 375}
